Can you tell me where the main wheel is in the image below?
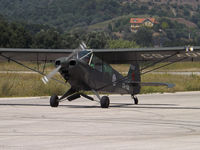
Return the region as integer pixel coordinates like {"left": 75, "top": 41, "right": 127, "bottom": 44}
{"left": 50, "top": 94, "right": 59, "bottom": 107}
{"left": 100, "top": 96, "right": 110, "bottom": 108}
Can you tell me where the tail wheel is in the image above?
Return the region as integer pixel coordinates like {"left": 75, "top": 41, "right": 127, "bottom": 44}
{"left": 50, "top": 94, "right": 59, "bottom": 107}
{"left": 132, "top": 95, "right": 139, "bottom": 105}
{"left": 100, "top": 96, "right": 110, "bottom": 108}
{"left": 133, "top": 96, "right": 138, "bottom": 105}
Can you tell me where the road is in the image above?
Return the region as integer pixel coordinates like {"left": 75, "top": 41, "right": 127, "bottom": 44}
{"left": 0, "top": 92, "right": 200, "bottom": 150}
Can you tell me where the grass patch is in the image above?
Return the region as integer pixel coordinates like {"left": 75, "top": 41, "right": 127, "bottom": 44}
{"left": 146, "top": 62, "right": 200, "bottom": 72}
{"left": 0, "top": 62, "right": 54, "bottom": 72}
{"left": 0, "top": 73, "right": 200, "bottom": 97}
{"left": 1, "top": 58, "right": 200, "bottom": 73}
{"left": 112, "top": 62, "right": 200, "bottom": 73}
{"left": 0, "top": 73, "right": 69, "bottom": 97}
{"left": 141, "top": 74, "right": 200, "bottom": 93}
{"left": 0, "top": 62, "right": 200, "bottom": 97}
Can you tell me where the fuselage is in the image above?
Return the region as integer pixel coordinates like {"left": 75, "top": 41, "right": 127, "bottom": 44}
{"left": 56, "top": 50, "right": 137, "bottom": 94}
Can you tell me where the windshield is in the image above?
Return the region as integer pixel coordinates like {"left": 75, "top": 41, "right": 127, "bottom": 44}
{"left": 77, "top": 50, "right": 92, "bottom": 64}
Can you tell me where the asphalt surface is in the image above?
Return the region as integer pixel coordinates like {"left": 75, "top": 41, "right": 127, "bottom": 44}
{"left": 0, "top": 92, "right": 200, "bottom": 150}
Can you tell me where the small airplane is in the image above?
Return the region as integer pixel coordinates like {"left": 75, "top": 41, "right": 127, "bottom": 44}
{"left": 0, "top": 43, "right": 199, "bottom": 108}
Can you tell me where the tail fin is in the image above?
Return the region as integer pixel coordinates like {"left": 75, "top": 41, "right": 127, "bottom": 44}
{"left": 127, "top": 63, "right": 141, "bottom": 94}
{"left": 128, "top": 63, "right": 141, "bottom": 82}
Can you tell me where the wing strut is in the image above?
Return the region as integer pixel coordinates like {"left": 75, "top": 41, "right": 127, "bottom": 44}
{"left": 141, "top": 57, "right": 188, "bottom": 75}
{"left": 140, "top": 52, "right": 178, "bottom": 71}
{"left": 0, "top": 54, "right": 65, "bottom": 85}
{"left": 42, "top": 56, "right": 47, "bottom": 74}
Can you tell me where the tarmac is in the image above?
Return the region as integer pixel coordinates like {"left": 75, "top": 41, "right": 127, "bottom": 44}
{"left": 0, "top": 92, "right": 200, "bottom": 150}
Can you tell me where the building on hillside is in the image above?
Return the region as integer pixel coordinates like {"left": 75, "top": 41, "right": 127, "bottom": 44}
{"left": 130, "top": 18, "right": 157, "bottom": 32}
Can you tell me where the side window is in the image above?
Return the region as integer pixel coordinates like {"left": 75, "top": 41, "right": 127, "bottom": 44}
{"left": 103, "top": 63, "right": 112, "bottom": 76}
{"left": 90, "top": 55, "right": 103, "bottom": 72}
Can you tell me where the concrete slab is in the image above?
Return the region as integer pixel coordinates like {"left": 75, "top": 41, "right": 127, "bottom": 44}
{"left": 0, "top": 92, "right": 200, "bottom": 150}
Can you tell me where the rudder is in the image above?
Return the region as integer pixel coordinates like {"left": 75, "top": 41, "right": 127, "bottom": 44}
{"left": 127, "top": 63, "right": 141, "bottom": 94}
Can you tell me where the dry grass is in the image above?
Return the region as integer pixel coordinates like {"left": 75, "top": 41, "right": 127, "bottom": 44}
{"left": 147, "top": 62, "right": 200, "bottom": 72}
{"left": 0, "top": 62, "right": 54, "bottom": 72}
{"left": 0, "top": 73, "right": 200, "bottom": 97}
{"left": 0, "top": 62, "right": 200, "bottom": 97}
{"left": 141, "top": 74, "right": 200, "bottom": 93}
{"left": 0, "top": 73, "right": 69, "bottom": 97}
{"left": 112, "top": 62, "right": 200, "bottom": 73}
{"left": 2, "top": 60, "right": 200, "bottom": 73}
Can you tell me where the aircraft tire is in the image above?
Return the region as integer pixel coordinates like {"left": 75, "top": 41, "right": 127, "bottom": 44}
{"left": 100, "top": 96, "right": 110, "bottom": 108}
{"left": 50, "top": 94, "right": 59, "bottom": 107}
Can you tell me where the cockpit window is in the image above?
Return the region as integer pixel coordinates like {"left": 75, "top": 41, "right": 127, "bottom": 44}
{"left": 90, "top": 55, "right": 102, "bottom": 72}
{"left": 77, "top": 50, "right": 92, "bottom": 64}
{"left": 103, "top": 62, "right": 112, "bottom": 75}
{"left": 90, "top": 55, "right": 113, "bottom": 75}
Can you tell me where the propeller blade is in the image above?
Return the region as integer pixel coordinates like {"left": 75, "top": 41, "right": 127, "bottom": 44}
{"left": 42, "top": 65, "right": 61, "bottom": 84}
{"left": 42, "top": 42, "right": 87, "bottom": 84}
{"left": 81, "top": 41, "right": 87, "bottom": 49}
{"left": 80, "top": 44, "right": 85, "bottom": 50}
{"left": 80, "top": 41, "right": 87, "bottom": 50}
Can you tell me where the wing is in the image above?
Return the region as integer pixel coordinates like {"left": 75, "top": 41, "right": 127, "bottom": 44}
{"left": 0, "top": 48, "right": 74, "bottom": 62}
{"left": 1, "top": 46, "right": 199, "bottom": 63}
{"left": 93, "top": 46, "right": 200, "bottom": 64}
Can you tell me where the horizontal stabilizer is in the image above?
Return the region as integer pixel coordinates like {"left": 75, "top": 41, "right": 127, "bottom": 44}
{"left": 140, "top": 82, "right": 175, "bottom": 88}
{"left": 128, "top": 81, "right": 175, "bottom": 88}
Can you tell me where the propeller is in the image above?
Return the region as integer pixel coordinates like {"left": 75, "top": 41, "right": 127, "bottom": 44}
{"left": 80, "top": 41, "right": 87, "bottom": 50}
{"left": 41, "top": 42, "right": 87, "bottom": 84}
{"left": 42, "top": 65, "right": 61, "bottom": 84}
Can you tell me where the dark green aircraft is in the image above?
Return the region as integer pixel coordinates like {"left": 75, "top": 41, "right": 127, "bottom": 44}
{"left": 0, "top": 44, "right": 199, "bottom": 108}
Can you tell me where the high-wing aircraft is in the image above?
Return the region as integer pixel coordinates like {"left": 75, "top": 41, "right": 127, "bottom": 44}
{"left": 0, "top": 44, "right": 199, "bottom": 108}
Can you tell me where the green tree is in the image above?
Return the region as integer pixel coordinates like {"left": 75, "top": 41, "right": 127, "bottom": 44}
{"left": 84, "top": 32, "right": 109, "bottom": 49}
{"left": 107, "top": 39, "right": 139, "bottom": 48}
{"left": 134, "top": 27, "right": 153, "bottom": 47}
{"left": 0, "top": 21, "right": 32, "bottom": 48}
{"left": 161, "top": 22, "right": 169, "bottom": 29}
{"left": 32, "top": 29, "right": 63, "bottom": 49}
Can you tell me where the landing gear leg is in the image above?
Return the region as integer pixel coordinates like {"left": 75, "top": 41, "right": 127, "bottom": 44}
{"left": 132, "top": 95, "right": 139, "bottom": 105}
{"left": 50, "top": 88, "right": 76, "bottom": 107}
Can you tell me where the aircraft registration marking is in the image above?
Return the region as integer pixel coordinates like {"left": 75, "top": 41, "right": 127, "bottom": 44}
{"left": 112, "top": 74, "right": 117, "bottom": 86}
{"left": 122, "top": 83, "right": 130, "bottom": 91}
{"left": 141, "top": 52, "right": 200, "bottom": 59}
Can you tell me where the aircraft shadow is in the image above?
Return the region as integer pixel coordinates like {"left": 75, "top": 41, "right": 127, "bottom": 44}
{"left": 0, "top": 103, "right": 100, "bottom": 108}
{"left": 0, "top": 103, "right": 200, "bottom": 110}
{"left": 0, "top": 103, "right": 49, "bottom": 107}
{"left": 62, "top": 103, "right": 200, "bottom": 110}
{"left": 110, "top": 103, "right": 200, "bottom": 110}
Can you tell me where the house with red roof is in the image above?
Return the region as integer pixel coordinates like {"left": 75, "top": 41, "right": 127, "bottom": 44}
{"left": 130, "top": 18, "right": 157, "bottom": 32}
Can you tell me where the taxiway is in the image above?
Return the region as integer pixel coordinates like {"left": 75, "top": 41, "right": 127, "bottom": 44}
{"left": 0, "top": 92, "right": 200, "bottom": 150}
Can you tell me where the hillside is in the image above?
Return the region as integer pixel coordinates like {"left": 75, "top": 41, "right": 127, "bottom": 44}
{"left": 0, "top": 0, "right": 200, "bottom": 31}
{"left": 1, "top": 0, "right": 200, "bottom": 48}
{"left": 125, "top": 0, "right": 200, "bottom": 7}
{"left": 0, "top": 0, "right": 124, "bottom": 31}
